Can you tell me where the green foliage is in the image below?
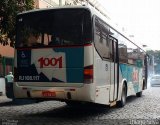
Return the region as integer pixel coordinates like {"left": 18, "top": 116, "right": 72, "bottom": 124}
{"left": 0, "top": 0, "right": 34, "bottom": 47}
{"left": 147, "top": 50, "right": 160, "bottom": 64}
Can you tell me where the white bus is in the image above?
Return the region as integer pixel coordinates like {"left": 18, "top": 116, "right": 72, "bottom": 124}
{"left": 14, "top": 6, "right": 147, "bottom": 107}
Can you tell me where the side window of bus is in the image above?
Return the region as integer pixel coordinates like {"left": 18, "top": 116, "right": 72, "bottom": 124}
{"left": 140, "top": 50, "right": 145, "bottom": 67}
{"left": 127, "top": 42, "right": 141, "bottom": 66}
{"left": 136, "top": 49, "right": 144, "bottom": 68}
{"left": 108, "top": 36, "right": 118, "bottom": 62}
{"left": 108, "top": 37, "right": 113, "bottom": 59}
{"left": 118, "top": 38, "right": 127, "bottom": 63}
{"left": 94, "top": 17, "right": 111, "bottom": 60}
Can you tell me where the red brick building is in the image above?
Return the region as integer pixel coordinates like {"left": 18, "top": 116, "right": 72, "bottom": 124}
{"left": 0, "top": 44, "right": 14, "bottom": 58}
{"left": 0, "top": 44, "right": 14, "bottom": 76}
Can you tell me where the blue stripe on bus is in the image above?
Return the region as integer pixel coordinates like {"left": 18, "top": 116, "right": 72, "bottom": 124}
{"left": 120, "top": 64, "right": 141, "bottom": 93}
{"left": 54, "top": 47, "right": 84, "bottom": 83}
{"left": 17, "top": 47, "right": 84, "bottom": 83}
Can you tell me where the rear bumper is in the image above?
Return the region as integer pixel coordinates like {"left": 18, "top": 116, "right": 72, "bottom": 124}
{"left": 13, "top": 82, "right": 95, "bottom": 103}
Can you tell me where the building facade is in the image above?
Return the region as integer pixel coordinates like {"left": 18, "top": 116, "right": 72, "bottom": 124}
{"left": 0, "top": 44, "right": 14, "bottom": 76}
{"left": 34, "top": 0, "right": 86, "bottom": 8}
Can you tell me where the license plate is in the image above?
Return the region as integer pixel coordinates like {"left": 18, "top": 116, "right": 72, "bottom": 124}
{"left": 42, "top": 91, "right": 56, "bottom": 97}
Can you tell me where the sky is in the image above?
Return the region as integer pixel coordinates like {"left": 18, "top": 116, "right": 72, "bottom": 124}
{"left": 98, "top": 0, "right": 160, "bottom": 50}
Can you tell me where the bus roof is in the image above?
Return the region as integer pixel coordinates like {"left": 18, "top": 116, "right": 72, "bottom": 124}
{"left": 17, "top": 5, "right": 91, "bottom": 15}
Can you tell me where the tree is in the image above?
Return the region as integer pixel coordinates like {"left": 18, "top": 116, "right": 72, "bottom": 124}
{"left": 147, "top": 50, "right": 160, "bottom": 64}
{"left": 147, "top": 50, "right": 160, "bottom": 74}
{"left": 0, "top": 0, "right": 34, "bottom": 47}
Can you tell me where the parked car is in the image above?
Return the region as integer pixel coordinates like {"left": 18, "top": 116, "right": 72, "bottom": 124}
{"left": 150, "top": 75, "right": 160, "bottom": 87}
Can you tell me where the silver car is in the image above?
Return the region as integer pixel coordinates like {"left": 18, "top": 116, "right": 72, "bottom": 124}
{"left": 150, "top": 75, "right": 160, "bottom": 87}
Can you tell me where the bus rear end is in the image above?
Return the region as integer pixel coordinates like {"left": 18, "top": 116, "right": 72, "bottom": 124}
{"left": 14, "top": 7, "right": 95, "bottom": 103}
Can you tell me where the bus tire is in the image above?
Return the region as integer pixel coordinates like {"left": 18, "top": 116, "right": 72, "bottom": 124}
{"left": 117, "top": 84, "right": 127, "bottom": 108}
{"left": 136, "top": 91, "right": 142, "bottom": 97}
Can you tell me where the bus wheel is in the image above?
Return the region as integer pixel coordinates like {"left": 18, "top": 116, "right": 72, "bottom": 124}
{"left": 117, "top": 84, "right": 127, "bottom": 108}
{"left": 136, "top": 91, "right": 142, "bottom": 97}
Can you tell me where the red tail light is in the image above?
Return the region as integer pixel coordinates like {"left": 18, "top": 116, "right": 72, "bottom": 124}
{"left": 84, "top": 65, "right": 93, "bottom": 84}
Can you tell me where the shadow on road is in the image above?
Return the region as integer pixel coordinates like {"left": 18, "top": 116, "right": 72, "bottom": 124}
{"left": 126, "top": 96, "right": 138, "bottom": 103}
{"left": 0, "top": 95, "right": 144, "bottom": 108}
{"left": 25, "top": 103, "right": 112, "bottom": 120}
{"left": 16, "top": 104, "right": 128, "bottom": 125}
{"left": 0, "top": 99, "right": 37, "bottom": 107}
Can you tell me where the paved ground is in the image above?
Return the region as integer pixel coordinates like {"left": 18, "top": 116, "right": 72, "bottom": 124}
{"left": 0, "top": 86, "right": 160, "bottom": 125}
